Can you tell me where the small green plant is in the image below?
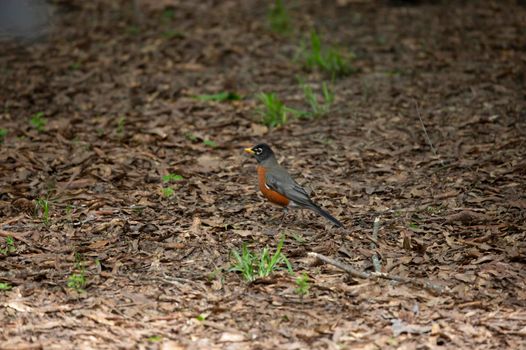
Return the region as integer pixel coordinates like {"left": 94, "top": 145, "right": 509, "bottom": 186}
{"left": 0, "top": 236, "right": 16, "bottom": 255}
{"left": 69, "top": 62, "right": 81, "bottom": 70}
{"left": 35, "top": 198, "right": 50, "bottom": 225}
{"left": 146, "top": 335, "right": 163, "bottom": 343}
{"left": 203, "top": 139, "right": 218, "bottom": 148}
{"left": 185, "top": 132, "right": 198, "bottom": 142}
{"left": 162, "top": 187, "right": 175, "bottom": 198}
{"left": 268, "top": 0, "right": 291, "bottom": 35}
{"left": 0, "top": 282, "right": 12, "bottom": 291}
{"left": 408, "top": 222, "right": 419, "bottom": 229}
{"left": 295, "top": 273, "right": 310, "bottom": 297}
{"left": 163, "top": 29, "right": 184, "bottom": 39}
{"left": 196, "top": 91, "right": 241, "bottom": 102}
{"left": 30, "top": 112, "right": 47, "bottom": 132}
{"left": 0, "top": 128, "right": 7, "bottom": 143}
{"left": 257, "top": 93, "right": 301, "bottom": 128}
{"left": 116, "top": 116, "right": 125, "bottom": 136}
{"left": 301, "top": 31, "right": 354, "bottom": 78}
{"left": 65, "top": 204, "right": 74, "bottom": 220}
{"left": 289, "top": 232, "right": 306, "bottom": 244}
{"left": 196, "top": 314, "right": 207, "bottom": 321}
{"left": 67, "top": 253, "right": 87, "bottom": 292}
{"left": 161, "top": 8, "right": 175, "bottom": 22}
{"left": 163, "top": 173, "right": 184, "bottom": 183}
{"left": 229, "top": 236, "right": 293, "bottom": 282}
{"left": 127, "top": 25, "right": 140, "bottom": 36}
{"left": 300, "top": 80, "right": 335, "bottom": 118}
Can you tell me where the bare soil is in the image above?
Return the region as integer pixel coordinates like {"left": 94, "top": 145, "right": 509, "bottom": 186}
{"left": 1, "top": 1, "right": 525, "bottom": 349}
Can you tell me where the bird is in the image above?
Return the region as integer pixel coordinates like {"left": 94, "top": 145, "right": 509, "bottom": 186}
{"left": 244, "top": 143, "right": 343, "bottom": 228}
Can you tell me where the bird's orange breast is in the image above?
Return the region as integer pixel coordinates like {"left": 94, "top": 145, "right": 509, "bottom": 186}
{"left": 257, "top": 166, "right": 290, "bottom": 207}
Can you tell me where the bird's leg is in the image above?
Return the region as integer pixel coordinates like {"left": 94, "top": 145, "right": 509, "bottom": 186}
{"left": 276, "top": 207, "right": 289, "bottom": 235}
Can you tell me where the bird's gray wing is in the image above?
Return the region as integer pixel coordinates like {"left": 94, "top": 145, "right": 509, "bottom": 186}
{"left": 265, "top": 168, "right": 313, "bottom": 208}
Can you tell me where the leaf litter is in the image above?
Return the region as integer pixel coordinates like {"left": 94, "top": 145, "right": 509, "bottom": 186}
{"left": 0, "top": 0, "right": 525, "bottom": 349}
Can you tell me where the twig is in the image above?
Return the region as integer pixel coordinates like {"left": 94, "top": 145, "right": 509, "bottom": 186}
{"left": 371, "top": 217, "right": 381, "bottom": 273}
{"left": 309, "top": 252, "right": 369, "bottom": 279}
{"left": 414, "top": 100, "right": 438, "bottom": 156}
{"left": 308, "top": 252, "right": 448, "bottom": 294}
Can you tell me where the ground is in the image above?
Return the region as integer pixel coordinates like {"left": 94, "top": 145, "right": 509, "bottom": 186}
{"left": 1, "top": 0, "right": 525, "bottom": 349}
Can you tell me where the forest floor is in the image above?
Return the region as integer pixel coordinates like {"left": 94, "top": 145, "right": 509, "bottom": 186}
{"left": 1, "top": 0, "right": 525, "bottom": 349}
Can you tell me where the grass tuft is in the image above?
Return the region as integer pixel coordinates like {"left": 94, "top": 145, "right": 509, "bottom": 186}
{"left": 35, "top": 198, "right": 50, "bottom": 225}
{"left": 67, "top": 253, "right": 87, "bottom": 293}
{"left": 300, "top": 31, "right": 355, "bottom": 78}
{"left": 299, "top": 80, "right": 335, "bottom": 119}
{"left": 268, "top": 0, "right": 291, "bottom": 35}
{"left": 196, "top": 91, "right": 241, "bottom": 102}
{"left": 30, "top": 112, "right": 47, "bottom": 132}
{"left": 0, "top": 128, "right": 7, "bottom": 143}
{"left": 229, "top": 236, "right": 293, "bottom": 282}
{"left": 257, "top": 92, "right": 301, "bottom": 128}
{"left": 0, "top": 236, "right": 16, "bottom": 255}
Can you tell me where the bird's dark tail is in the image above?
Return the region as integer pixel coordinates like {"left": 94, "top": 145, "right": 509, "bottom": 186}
{"left": 308, "top": 202, "right": 344, "bottom": 228}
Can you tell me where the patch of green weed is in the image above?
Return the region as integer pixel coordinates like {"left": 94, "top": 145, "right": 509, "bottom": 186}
{"left": 196, "top": 91, "right": 241, "bottom": 102}
{"left": 299, "top": 80, "right": 335, "bottom": 118}
{"left": 268, "top": 0, "right": 291, "bottom": 35}
{"left": 257, "top": 92, "right": 301, "bottom": 128}
{"left": 30, "top": 112, "right": 47, "bottom": 132}
{"left": 185, "top": 132, "right": 198, "bottom": 142}
{"left": 116, "top": 116, "right": 125, "bottom": 136}
{"left": 0, "top": 128, "right": 7, "bottom": 143}
{"left": 162, "top": 173, "right": 184, "bottom": 183}
{"left": 229, "top": 236, "right": 293, "bottom": 282}
{"left": 146, "top": 335, "right": 163, "bottom": 343}
{"left": 300, "top": 31, "right": 355, "bottom": 78}
{"left": 67, "top": 253, "right": 87, "bottom": 292}
{"left": 0, "top": 282, "right": 12, "bottom": 291}
{"left": 295, "top": 273, "right": 310, "bottom": 296}
{"left": 35, "top": 198, "right": 50, "bottom": 225}
{"left": 162, "top": 187, "right": 175, "bottom": 198}
{"left": 203, "top": 139, "right": 218, "bottom": 148}
{"left": 0, "top": 236, "right": 16, "bottom": 255}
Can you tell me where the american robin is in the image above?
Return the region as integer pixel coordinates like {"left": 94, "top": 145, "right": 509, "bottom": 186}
{"left": 244, "top": 143, "right": 344, "bottom": 228}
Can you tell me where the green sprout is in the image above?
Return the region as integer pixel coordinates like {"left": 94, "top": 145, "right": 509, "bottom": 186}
{"left": 0, "top": 236, "right": 16, "bottom": 255}
{"left": 35, "top": 198, "right": 50, "bottom": 225}
{"left": 69, "top": 62, "right": 81, "bottom": 70}
{"left": 30, "top": 112, "right": 47, "bottom": 132}
{"left": 196, "top": 91, "right": 241, "bottom": 102}
{"left": 299, "top": 80, "right": 335, "bottom": 118}
{"left": 268, "top": 0, "right": 291, "bottom": 35}
{"left": 0, "top": 282, "right": 12, "bottom": 291}
{"left": 300, "top": 31, "right": 355, "bottom": 78}
{"left": 146, "top": 335, "right": 163, "bottom": 343}
{"left": 257, "top": 92, "right": 301, "bottom": 128}
{"left": 196, "top": 314, "right": 207, "bottom": 321}
{"left": 0, "top": 128, "right": 7, "bottom": 143}
{"left": 229, "top": 236, "right": 293, "bottom": 282}
{"left": 116, "top": 116, "right": 125, "bottom": 136}
{"left": 185, "top": 133, "right": 198, "bottom": 142}
{"left": 162, "top": 173, "right": 184, "bottom": 183}
{"left": 295, "top": 273, "right": 310, "bottom": 297}
{"left": 203, "top": 139, "right": 218, "bottom": 148}
{"left": 67, "top": 253, "right": 87, "bottom": 292}
{"left": 162, "top": 187, "right": 175, "bottom": 198}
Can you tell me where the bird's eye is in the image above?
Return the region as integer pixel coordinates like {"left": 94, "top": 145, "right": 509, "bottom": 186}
{"left": 255, "top": 148, "right": 262, "bottom": 155}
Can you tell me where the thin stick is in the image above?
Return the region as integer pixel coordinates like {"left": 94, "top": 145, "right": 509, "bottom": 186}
{"left": 414, "top": 100, "right": 437, "bottom": 156}
{"left": 308, "top": 252, "right": 447, "bottom": 294}
{"left": 371, "top": 217, "right": 381, "bottom": 273}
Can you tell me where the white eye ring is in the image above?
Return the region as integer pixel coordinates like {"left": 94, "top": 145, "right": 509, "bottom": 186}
{"left": 255, "top": 148, "right": 262, "bottom": 154}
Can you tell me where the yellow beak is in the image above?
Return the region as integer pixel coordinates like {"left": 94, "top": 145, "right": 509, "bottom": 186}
{"left": 244, "top": 147, "right": 254, "bottom": 154}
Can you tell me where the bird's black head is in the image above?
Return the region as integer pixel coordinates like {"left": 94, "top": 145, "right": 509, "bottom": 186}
{"left": 244, "top": 143, "right": 275, "bottom": 163}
